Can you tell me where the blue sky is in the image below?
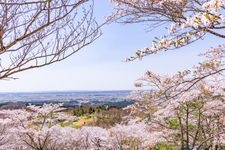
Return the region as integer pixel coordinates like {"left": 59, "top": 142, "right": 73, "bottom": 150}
{"left": 0, "top": 1, "right": 223, "bottom": 92}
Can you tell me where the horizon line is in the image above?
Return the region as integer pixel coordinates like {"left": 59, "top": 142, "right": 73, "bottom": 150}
{"left": 0, "top": 89, "right": 137, "bottom": 94}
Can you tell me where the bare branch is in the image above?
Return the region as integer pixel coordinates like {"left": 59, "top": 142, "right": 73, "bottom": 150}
{"left": 0, "top": 0, "right": 102, "bottom": 80}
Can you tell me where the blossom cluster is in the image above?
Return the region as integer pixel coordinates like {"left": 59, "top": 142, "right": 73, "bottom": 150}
{"left": 110, "top": 0, "right": 225, "bottom": 60}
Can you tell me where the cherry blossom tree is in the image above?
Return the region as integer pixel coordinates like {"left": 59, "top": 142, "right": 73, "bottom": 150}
{"left": 128, "top": 47, "right": 225, "bottom": 149}
{"left": 0, "top": 0, "right": 101, "bottom": 80}
{"left": 110, "top": 1, "right": 225, "bottom": 149}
